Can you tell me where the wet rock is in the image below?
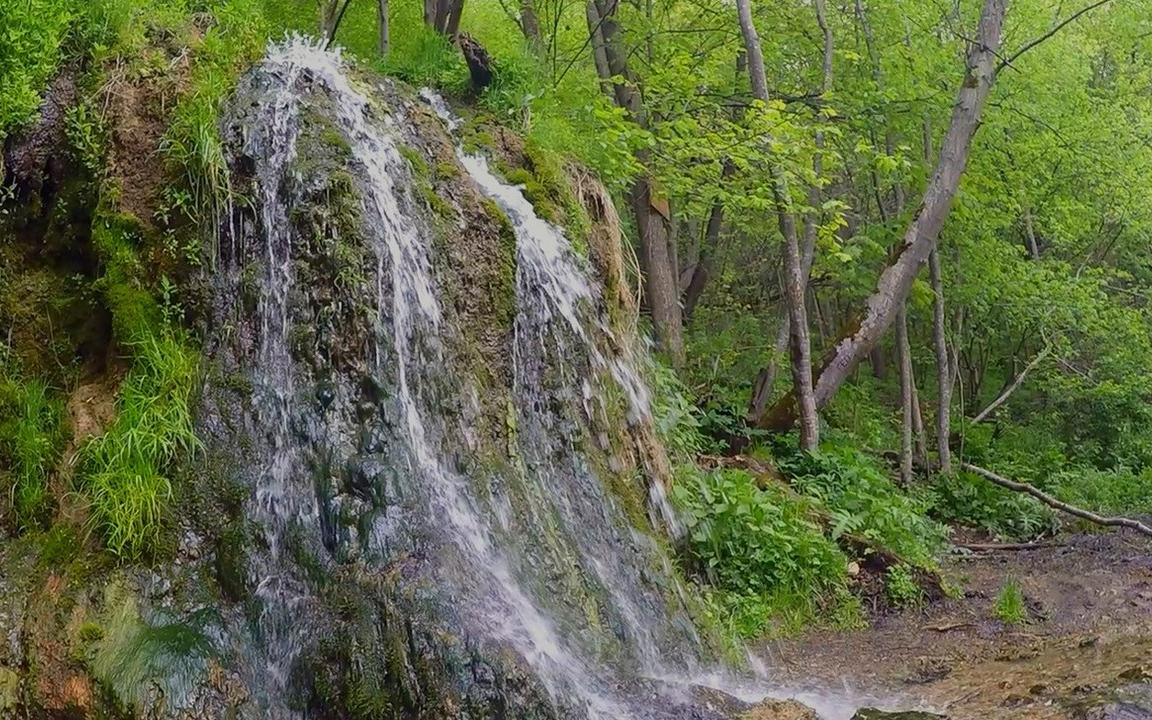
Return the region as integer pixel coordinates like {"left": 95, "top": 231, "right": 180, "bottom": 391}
{"left": 851, "top": 710, "right": 948, "bottom": 720}
{"left": 1080, "top": 684, "right": 1152, "bottom": 720}
{"left": 741, "top": 697, "right": 820, "bottom": 720}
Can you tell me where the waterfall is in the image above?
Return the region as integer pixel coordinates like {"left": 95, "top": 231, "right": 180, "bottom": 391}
{"left": 216, "top": 37, "right": 758, "bottom": 719}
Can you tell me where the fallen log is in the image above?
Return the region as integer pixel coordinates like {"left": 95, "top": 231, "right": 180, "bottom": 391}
{"left": 960, "top": 462, "right": 1152, "bottom": 538}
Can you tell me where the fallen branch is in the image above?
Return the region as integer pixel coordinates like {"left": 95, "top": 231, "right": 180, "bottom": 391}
{"left": 971, "top": 345, "right": 1051, "bottom": 424}
{"left": 955, "top": 541, "right": 1058, "bottom": 552}
{"left": 960, "top": 463, "right": 1152, "bottom": 538}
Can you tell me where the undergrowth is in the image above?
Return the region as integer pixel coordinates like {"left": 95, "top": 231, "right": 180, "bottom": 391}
{"left": 80, "top": 333, "right": 199, "bottom": 558}
{"left": 0, "top": 360, "right": 65, "bottom": 530}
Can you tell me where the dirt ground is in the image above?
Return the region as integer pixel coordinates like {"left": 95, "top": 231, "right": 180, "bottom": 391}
{"left": 760, "top": 529, "right": 1152, "bottom": 718}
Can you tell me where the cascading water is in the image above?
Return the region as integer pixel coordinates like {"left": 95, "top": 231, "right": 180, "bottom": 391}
{"left": 210, "top": 36, "right": 783, "bottom": 719}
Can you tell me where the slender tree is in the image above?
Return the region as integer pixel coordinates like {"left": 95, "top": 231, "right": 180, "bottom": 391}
{"left": 735, "top": 0, "right": 820, "bottom": 449}
{"left": 585, "top": 0, "right": 685, "bottom": 366}
{"left": 757, "top": 0, "right": 1008, "bottom": 432}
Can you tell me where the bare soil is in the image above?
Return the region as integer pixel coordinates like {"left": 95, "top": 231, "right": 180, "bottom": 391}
{"left": 761, "top": 529, "right": 1152, "bottom": 718}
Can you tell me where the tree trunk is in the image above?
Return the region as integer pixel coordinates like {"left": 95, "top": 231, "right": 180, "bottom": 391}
{"left": 896, "top": 305, "right": 914, "bottom": 484}
{"left": 586, "top": 0, "right": 684, "bottom": 366}
{"left": 756, "top": 0, "right": 1007, "bottom": 432}
{"left": 321, "top": 0, "right": 341, "bottom": 36}
{"left": 520, "top": 0, "right": 541, "bottom": 46}
{"left": 929, "top": 248, "right": 952, "bottom": 472}
{"left": 682, "top": 199, "right": 722, "bottom": 321}
{"left": 377, "top": 0, "right": 390, "bottom": 55}
{"left": 736, "top": 0, "right": 819, "bottom": 449}
{"left": 1023, "top": 208, "right": 1040, "bottom": 259}
{"left": 445, "top": 0, "right": 465, "bottom": 38}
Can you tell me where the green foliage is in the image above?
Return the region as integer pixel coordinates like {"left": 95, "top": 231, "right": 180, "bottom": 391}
{"left": 0, "top": 366, "right": 65, "bottom": 530}
{"left": 994, "top": 577, "right": 1027, "bottom": 626}
{"left": 0, "top": 0, "right": 73, "bottom": 138}
{"left": 673, "top": 466, "right": 859, "bottom": 636}
{"left": 160, "top": 0, "right": 267, "bottom": 243}
{"left": 928, "top": 471, "right": 1057, "bottom": 542}
{"left": 779, "top": 444, "right": 947, "bottom": 570}
{"left": 885, "top": 564, "right": 923, "bottom": 610}
{"left": 80, "top": 332, "right": 199, "bottom": 559}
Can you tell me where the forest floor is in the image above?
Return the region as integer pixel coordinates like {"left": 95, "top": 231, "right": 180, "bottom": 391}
{"left": 760, "top": 528, "right": 1152, "bottom": 719}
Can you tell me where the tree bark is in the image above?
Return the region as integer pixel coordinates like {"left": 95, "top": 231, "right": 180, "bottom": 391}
{"left": 929, "top": 248, "right": 952, "bottom": 472}
{"left": 377, "top": 0, "right": 390, "bottom": 55}
{"left": 896, "top": 305, "right": 914, "bottom": 484}
{"left": 586, "top": 0, "right": 684, "bottom": 366}
{"left": 757, "top": 0, "right": 1007, "bottom": 432}
{"left": 519, "top": 0, "right": 541, "bottom": 46}
{"left": 682, "top": 199, "right": 722, "bottom": 321}
{"left": 1023, "top": 208, "right": 1040, "bottom": 259}
{"left": 737, "top": 0, "right": 819, "bottom": 449}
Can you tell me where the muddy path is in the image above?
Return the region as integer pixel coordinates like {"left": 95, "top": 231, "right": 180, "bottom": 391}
{"left": 761, "top": 529, "right": 1152, "bottom": 718}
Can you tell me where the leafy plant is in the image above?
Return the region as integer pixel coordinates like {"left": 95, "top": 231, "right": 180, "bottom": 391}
{"left": 885, "top": 564, "right": 923, "bottom": 609}
{"left": 994, "top": 577, "right": 1027, "bottom": 625}
{"left": 673, "top": 466, "right": 858, "bottom": 636}
{"left": 0, "top": 368, "right": 65, "bottom": 530}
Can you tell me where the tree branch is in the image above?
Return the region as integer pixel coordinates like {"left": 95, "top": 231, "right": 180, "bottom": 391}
{"left": 997, "top": 0, "right": 1115, "bottom": 74}
{"left": 970, "top": 345, "right": 1051, "bottom": 424}
{"left": 960, "top": 463, "right": 1152, "bottom": 538}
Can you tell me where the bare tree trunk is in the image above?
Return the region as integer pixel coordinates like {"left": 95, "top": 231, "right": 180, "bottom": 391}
{"left": 737, "top": 0, "right": 819, "bottom": 449}
{"left": 682, "top": 199, "right": 722, "bottom": 321}
{"left": 929, "top": 248, "right": 952, "bottom": 472}
{"left": 377, "top": 0, "right": 390, "bottom": 54}
{"left": 520, "top": 0, "right": 541, "bottom": 46}
{"left": 321, "top": 0, "right": 340, "bottom": 35}
{"left": 911, "top": 373, "right": 928, "bottom": 467}
{"left": 1023, "top": 208, "right": 1040, "bottom": 259}
{"left": 896, "top": 305, "right": 914, "bottom": 484}
{"left": 757, "top": 0, "right": 1007, "bottom": 432}
{"left": 586, "top": 0, "right": 684, "bottom": 366}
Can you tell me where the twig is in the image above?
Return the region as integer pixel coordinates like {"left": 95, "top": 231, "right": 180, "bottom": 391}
{"left": 997, "top": 0, "right": 1116, "bottom": 74}
{"left": 970, "top": 345, "right": 1051, "bottom": 423}
{"left": 960, "top": 462, "right": 1152, "bottom": 538}
{"left": 955, "top": 541, "right": 1058, "bottom": 551}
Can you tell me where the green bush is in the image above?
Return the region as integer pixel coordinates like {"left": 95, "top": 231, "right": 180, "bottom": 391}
{"left": 928, "top": 471, "right": 1057, "bottom": 541}
{"left": 673, "top": 466, "right": 858, "bottom": 636}
{"left": 0, "top": 0, "right": 74, "bottom": 138}
{"left": 778, "top": 444, "right": 947, "bottom": 570}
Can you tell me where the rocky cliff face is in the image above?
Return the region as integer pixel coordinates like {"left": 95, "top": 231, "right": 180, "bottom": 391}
{"left": 0, "top": 40, "right": 745, "bottom": 720}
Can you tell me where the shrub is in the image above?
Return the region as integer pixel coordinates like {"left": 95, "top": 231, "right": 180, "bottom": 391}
{"left": 778, "top": 443, "right": 947, "bottom": 570}
{"left": 928, "top": 471, "right": 1057, "bottom": 541}
{"left": 885, "top": 564, "right": 924, "bottom": 609}
{"left": 673, "top": 466, "right": 858, "bottom": 636}
{"left": 994, "top": 577, "right": 1027, "bottom": 625}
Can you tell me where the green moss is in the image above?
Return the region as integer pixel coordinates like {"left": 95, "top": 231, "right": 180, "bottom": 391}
{"left": 480, "top": 198, "right": 518, "bottom": 329}
{"left": 91, "top": 208, "right": 162, "bottom": 346}
{"left": 397, "top": 145, "right": 429, "bottom": 179}
{"left": 214, "top": 524, "right": 249, "bottom": 601}
{"left": 87, "top": 584, "right": 215, "bottom": 716}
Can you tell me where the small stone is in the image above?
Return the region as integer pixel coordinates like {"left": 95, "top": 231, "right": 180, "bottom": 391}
{"left": 742, "top": 698, "right": 819, "bottom": 720}
{"left": 847, "top": 561, "right": 861, "bottom": 577}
